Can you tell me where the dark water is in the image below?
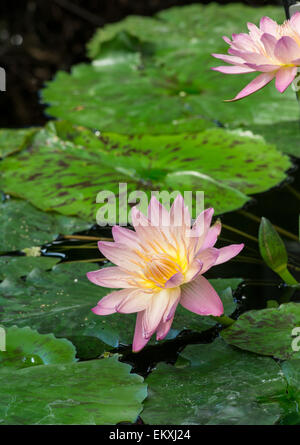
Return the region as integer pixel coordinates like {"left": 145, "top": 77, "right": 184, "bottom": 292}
{"left": 41, "top": 157, "right": 300, "bottom": 376}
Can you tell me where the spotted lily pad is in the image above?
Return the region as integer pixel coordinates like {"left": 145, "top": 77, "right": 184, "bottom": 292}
{"left": 0, "top": 256, "right": 60, "bottom": 280}
{"left": 0, "top": 260, "right": 242, "bottom": 349}
{"left": 0, "top": 127, "right": 37, "bottom": 158}
{"left": 0, "top": 122, "right": 291, "bottom": 219}
{"left": 42, "top": 4, "right": 299, "bottom": 142}
{"left": 0, "top": 355, "right": 147, "bottom": 424}
{"left": 0, "top": 199, "right": 91, "bottom": 252}
{"left": 221, "top": 303, "right": 300, "bottom": 360}
{"left": 142, "top": 338, "right": 286, "bottom": 425}
{"left": 0, "top": 326, "right": 76, "bottom": 370}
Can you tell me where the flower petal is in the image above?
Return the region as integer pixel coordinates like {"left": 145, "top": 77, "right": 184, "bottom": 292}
{"left": 180, "top": 275, "right": 224, "bottom": 316}
{"left": 274, "top": 36, "right": 300, "bottom": 64}
{"left": 156, "top": 316, "right": 175, "bottom": 341}
{"left": 112, "top": 226, "right": 138, "bottom": 249}
{"left": 142, "top": 289, "right": 174, "bottom": 338}
{"left": 261, "top": 33, "right": 277, "bottom": 55}
{"left": 92, "top": 288, "right": 134, "bottom": 315}
{"left": 225, "top": 72, "right": 275, "bottom": 102}
{"left": 211, "top": 53, "right": 245, "bottom": 64}
{"left": 87, "top": 266, "right": 133, "bottom": 288}
{"left": 98, "top": 241, "right": 141, "bottom": 271}
{"left": 132, "top": 311, "right": 151, "bottom": 352}
{"left": 215, "top": 243, "right": 244, "bottom": 265}
{"left": 116, "top": 290, "right": 151, "bottom": 313}
{"left": 184, "top": 259, "right": 203, "bottom": 282}
{"left": 275, "top": 66, "right": 298, "bottom": 93}
{"left": 212, "top": 65, "right": 255, "bottom": 74}
{"left": 162, "top": 287, "right": 181, "bottom": 322}
{"left": 201, "top": 220, "right": 222, "bottom": 250}
{"left": 147, "top": 195, "right": 170, "bottom": 227}
{"left": 259, "top": 16, "right": 278, "bottom": 35}
{"left": 164, "top": 271, "right": 185, "bottom": 288}
{"left": 196, "top": 247, "right": 219, "bottom": 274}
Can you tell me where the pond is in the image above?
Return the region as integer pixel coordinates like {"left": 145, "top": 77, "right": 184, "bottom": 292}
{"left": 1, "top": 1, "right": 300, "bottom": 427}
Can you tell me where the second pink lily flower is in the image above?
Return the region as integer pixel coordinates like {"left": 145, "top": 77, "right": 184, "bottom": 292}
{"left": 212, "top": 13, "right": 300, "bottom": 101}
{"left": 87, "top": 195, "right": 243, "bottom": 352}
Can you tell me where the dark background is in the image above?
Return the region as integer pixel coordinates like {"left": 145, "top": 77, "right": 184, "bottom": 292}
{"left": 0, "top": 0, "right": 284, "bottom": 127}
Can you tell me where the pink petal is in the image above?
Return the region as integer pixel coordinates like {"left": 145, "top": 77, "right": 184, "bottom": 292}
{"left": 259, "top": 16, "right": 278, "bottom": 35}
{"left": 247, "top": 22, "right": 262, "bottom": 41}
{"left": 275, "top": 66, "right": 298, "bottom": 93}
{"left": 112, "top": 226, "right": 138, "bottom": 249}
{"left": 245, "top": 63, "right": 278, "bottom": 73}
{"left": 92, "top": 288, "right": 134, "bottom": 315}
{"left": 229, "top": 50, "right": 269, "bottom": 65}
{"left": 211, "top": 53, "right": 245, "bottom": 64}
{"left": 290, "top": 12, "right": 300, "bottom": 31}
{"left": 222, "top": 35, "right": 232, "bottom": 45}
{"left": 170, "top": 194, "right": 191, "bottom": 229}
{"left": 196, "top": 247, "right": 219, "bottom": 274}
{"left": 156, "top": 316, "right": 175, "bottom": 341}
{"left": 274, "top": 36, "right": 300, "bottom": 64}
{"left": 225, "top": 72, "right": 275, "bottom": 102}
{"left": 164, "top": 271, "right": 185, "bottom": 288}
{"left": 212, "top": 65, "right": 254, "bottom": 74}
{"left": 142, "top": 290, "right": 173, "bottom": 338}
{"left": 87, "top": 266, "right": 133, "bottom": 288}
{"left": 180, "top": 275, "right": 224, "bottom": 316}
{"left": 132, "top": 311, "right": 151, "bottom": 352}
{"left": 184, "top": 259, "right": 203, "bottom": 282}
{"left": 147, "top": 195, "right": 170, "bottom": 227}
{"left": 201, "top": 220, "right": 222, "bottom": 250}
{"left": 261, "top": 33, "right": 277, "bottom": 56}
{"left": 162, "top": 287, "right": 181, "bottom": 322}
{"left": 116, "top": 290, "right": 151, "bottom": 314}
{"left": 215, "top": 243, "right": 244, "bottom": 265}
{"left": 98, "top": 241, "right": 141, "bottom": 271}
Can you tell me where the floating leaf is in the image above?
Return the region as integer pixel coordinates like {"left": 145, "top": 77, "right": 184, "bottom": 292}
{"left": 0, "top": 260, "right": 242, "bottom": 349}
{"left": 0, "top": 355, "right": 147, "bottom": 424}
{"left": 221, "top": 303, "right": 300, "bottom": 360}
{"left": 0, "top": 256, "right": 60, "bottom": 280}
{"left": 0, "top": 199, "right": 91, "bottom": 252}
{"left": 142, "top": 338, "right": 286, "bottom": 425}
{"left": 0, "top": 122, "right": 291, "bottom": 219}
{"left": 280, "top": 359, "right": 300, "bottom": 425}
{"left": 0, "top": 128, "right": 37, "bottom": 158}
{"left": 42, "top": 4, "right": 299, "bottom": 144}
{"left": 0, "top": 326, "right": 76, "bottom": 370}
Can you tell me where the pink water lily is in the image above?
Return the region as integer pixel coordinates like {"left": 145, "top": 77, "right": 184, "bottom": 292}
{"left": 87, "top": 195, "right": 243, "bottom": 352}
{"left": 212, "top": 13, "right": 300, "bottom": 101}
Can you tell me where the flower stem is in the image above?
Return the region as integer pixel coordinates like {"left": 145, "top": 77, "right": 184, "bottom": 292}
{"left": 61, "top": 235, "right": 112, "bottom": 241}
{"left": 239, "top": 210, "right": 299, "bottom": 242}
{"left": 275, "top": 266, "right": 299, "bottom": 286}
{"left": 210, "top": 314, "right": 235, "bottom": 327}
{"left": 222, "top": 223, "right": 258, "bottom": 242}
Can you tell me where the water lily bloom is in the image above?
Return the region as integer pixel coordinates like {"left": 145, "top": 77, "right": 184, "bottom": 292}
{"left": 87, "top": 195, "right": 243, "bottom": 352}
{"left": 212, "top": 13, "right": 300, "bottom": 101}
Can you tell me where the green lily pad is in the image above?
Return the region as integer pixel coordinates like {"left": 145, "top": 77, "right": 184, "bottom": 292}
{"left": 0, "top": 259, "right": 242, "bottom": 349}
{"left": 0, "top": 127, "right": 37, "bottom": 158}
{"left": 0, "top": 122, "right": 291, "bottom": 219}
{"left": 142, "top": 338, "right": 286, "bottom": 425}
{"left": 0, "top": 199, "right": 91, "bottom": 252}
{"left": 0, "top": 326, "right": 76, "bottom": 370}
{"left": 0, "top": 355, "right": 147, "bottom": 424}
{"left": 280, "top": 360, "right": 300, "bottom": 425}
{"left": 221, "top": 303, "right": 300, "bottom": 360}
{"left": 247, "top": 121, "right": 300, "bottom": 158}
{"left": 42, "top": 4, "right": 299, "bottom": 141}
{"left": 0, "top": 256, "right": 60, "bottom": 280}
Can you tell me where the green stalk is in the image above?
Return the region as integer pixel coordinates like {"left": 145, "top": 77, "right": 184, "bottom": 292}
{"left": 210, "top": 314, "right": 235, "bottom": 327}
